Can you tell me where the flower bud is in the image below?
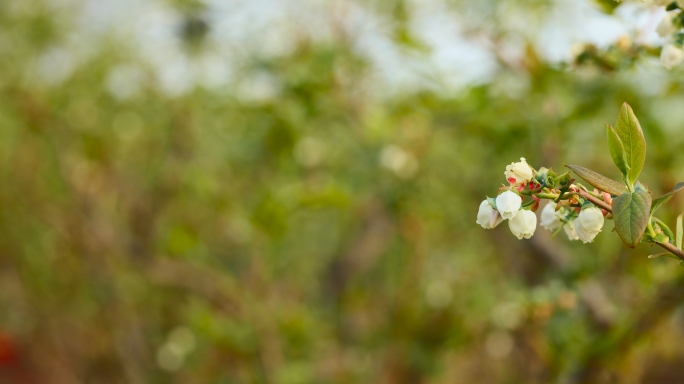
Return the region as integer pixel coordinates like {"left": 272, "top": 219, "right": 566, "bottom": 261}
{"left": 508, "top": 210, "right": 537, "bottom": 240}
{"left": 496, "top": 190, "right": 522, "bottom": 220}
{"left": 602, "top": 192, "right": 612, "bottom": 206}
{"left": 477, "top": 200, "right": 503, "bottom": 229}
{"left": 504, "top": 157, "right": 534, "bottom": 186}
{"left": 540, "top": 202, "right": 562, "bottom": 231}
{"left": 574, "top": 207, "right": 605, "bottom": 243}
{"left": 660, "top": 44, "right": 684, "bottom": 69}
{"left": 657, "top": 13, "right": 676, "bottom": 37}
{"left": 564, "top": 221, "right": 580, "bottom": 241}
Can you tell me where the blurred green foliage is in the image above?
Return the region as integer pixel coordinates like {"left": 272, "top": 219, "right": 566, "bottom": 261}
{"left": 2, "top": 0, "right": 684, "bottom": 383}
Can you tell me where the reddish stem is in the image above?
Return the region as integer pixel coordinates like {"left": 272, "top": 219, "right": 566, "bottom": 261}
{"left": 578, "top": 190, "right": 684, "bottom": 262}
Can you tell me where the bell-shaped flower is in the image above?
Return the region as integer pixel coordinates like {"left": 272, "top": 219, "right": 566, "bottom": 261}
{"left": 574, "top": 206, "right": 605, "bottom": 243}
{"left": 578, "top": 207, "right": 604, "bottom": 231}
{"left": 477, "top": 200, "right": 504, "bottom": 229}
{"left": 660, "top": 44, "right": 684, "bottom": 70}
{"left": 509, "top": 209, "right": 537, "bottom": 239}
{"left": 657, "top": 13, "right": 676, "bottom": 37}
{"left": 540, "top": 202, "right": 562, "bottom": 231}
{"left": 496, "top": 191, "right": 522, "bottom": 220}
{"left": 504, "top": 157, "right": 534, "bottom": 186}
{"left": 564, "top": 221, "right": 580, "bottom": 241}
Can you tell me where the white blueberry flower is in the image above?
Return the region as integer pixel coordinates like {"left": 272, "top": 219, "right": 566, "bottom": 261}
{"left": 496, "top": 191, "right": 522, "bottom": 220}
{"left": 540, "top": 202, "right": 562, "bottom": 231}
{"left": 564, "top": 221, "right": 580, "bottom": 241}
{"left": 504, "top": 157, "right": 534, "bottom": 186}
{"left": 657, "top": 13, "right": 676, "bottom": 37}
{"left": 477, "top": 200, "right": 504, "bottom": 229}
{"left": 508, "top": 210, "right": 537, "bottom": 240}
{"left": 574, "top": 222, "right": 591, "bottom": 243}
{"left": 660, "top": 44, "right": 684, "bottom": 69}
{"left": 574, "top": 207, "right": 605, "bottom": 243}
{"left": 578, "top": 207, "right": 605, "bottom": 231}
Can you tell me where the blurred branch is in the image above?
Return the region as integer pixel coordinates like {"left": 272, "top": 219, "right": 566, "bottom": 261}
{"left": 571, "top": 273, "right": 684, "bottom": 382}
{"left": 326, "top": 200, "right": 394, "bottom": 300}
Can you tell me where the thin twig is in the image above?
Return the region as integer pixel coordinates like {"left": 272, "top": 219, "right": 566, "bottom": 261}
{"left": 578, "top": 190, "right": 612, "bottom": 212}
{"left": 655, "top": 241, "right": 684, "bottom": 262}
{"left": 577, "top": 190, "right": 684, "bottom": 262}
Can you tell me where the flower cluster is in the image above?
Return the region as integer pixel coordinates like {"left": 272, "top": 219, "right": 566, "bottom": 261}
{"left": 476, "top": 103, "right": 684, "bottom": 263}
{"left": 477, "top": 158, "right": 607, "bottom": 243}
{"left": 539, "top": 202, "right": 605, "bottom": 243}
{"left": 652, "top": 0, "right": 684, "bottom": 69}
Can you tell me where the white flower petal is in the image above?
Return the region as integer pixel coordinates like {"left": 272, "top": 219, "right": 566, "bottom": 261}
{"left": 661, "top": 44, "right": 684, "bottom": 70}
{"left": 564, "top": 221, "right": 580, "bottom": 241}
{"left": 540, "top": 202, "right": 561, "bottom": 231}
{"left": 496, "top": 191, "right": 522, "bottom": 220}
{"left": 508, "top": 210, "right": 537, "bottom": 240}
{"left": 477, "top": 200, "right": 494, "bottom": 229}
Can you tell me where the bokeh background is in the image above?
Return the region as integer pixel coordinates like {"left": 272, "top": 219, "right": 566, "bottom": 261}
{"left": 2, "top": 0, "right": 684, "bottom": 383}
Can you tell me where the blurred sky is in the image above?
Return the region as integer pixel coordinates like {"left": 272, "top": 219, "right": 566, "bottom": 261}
{"left": 26, "top": 0, "right": 670, "bottom": 97}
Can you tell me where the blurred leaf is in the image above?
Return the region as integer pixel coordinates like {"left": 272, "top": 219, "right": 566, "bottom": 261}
{"left": 651, "top": 182, "right": 684, "bottom": 214}
{"left": 613, "top": 190, "right": 652, "bottom": 248}
{"left": 565, "top": 164, "right": 627, "bottom": 196}
{"left": 594, "top": 0, "right": 621, "bottom": 13}
{"left": 252, "top": 195, "right": 288, "bottom": 238}
{"left": 606, "top": 124, "right": 629, "bottom": 179}
{"left": 166, "top": 226, "right": 199, "bottom": 256}
{"left": 614, "top": 103, "right": 646, "bottom": 186}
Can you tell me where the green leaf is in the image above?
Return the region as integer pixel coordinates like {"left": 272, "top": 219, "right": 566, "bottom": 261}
{"left": 565, "top": 164, "right": 627, "bottom": 196}
{"left": 614, "top": 103, "right": 646, "bottom": 186}
{"left": 650, "top": 182, "right": 684, "bottom": 214}
{"left": 606, "top": 124, "right": 630, "bottom": 179}
{"left": 612, "top": 190, "right": 652, "bottom": 248}
{"left": 677, "top": 212, "right": 683, "bottom": 250}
